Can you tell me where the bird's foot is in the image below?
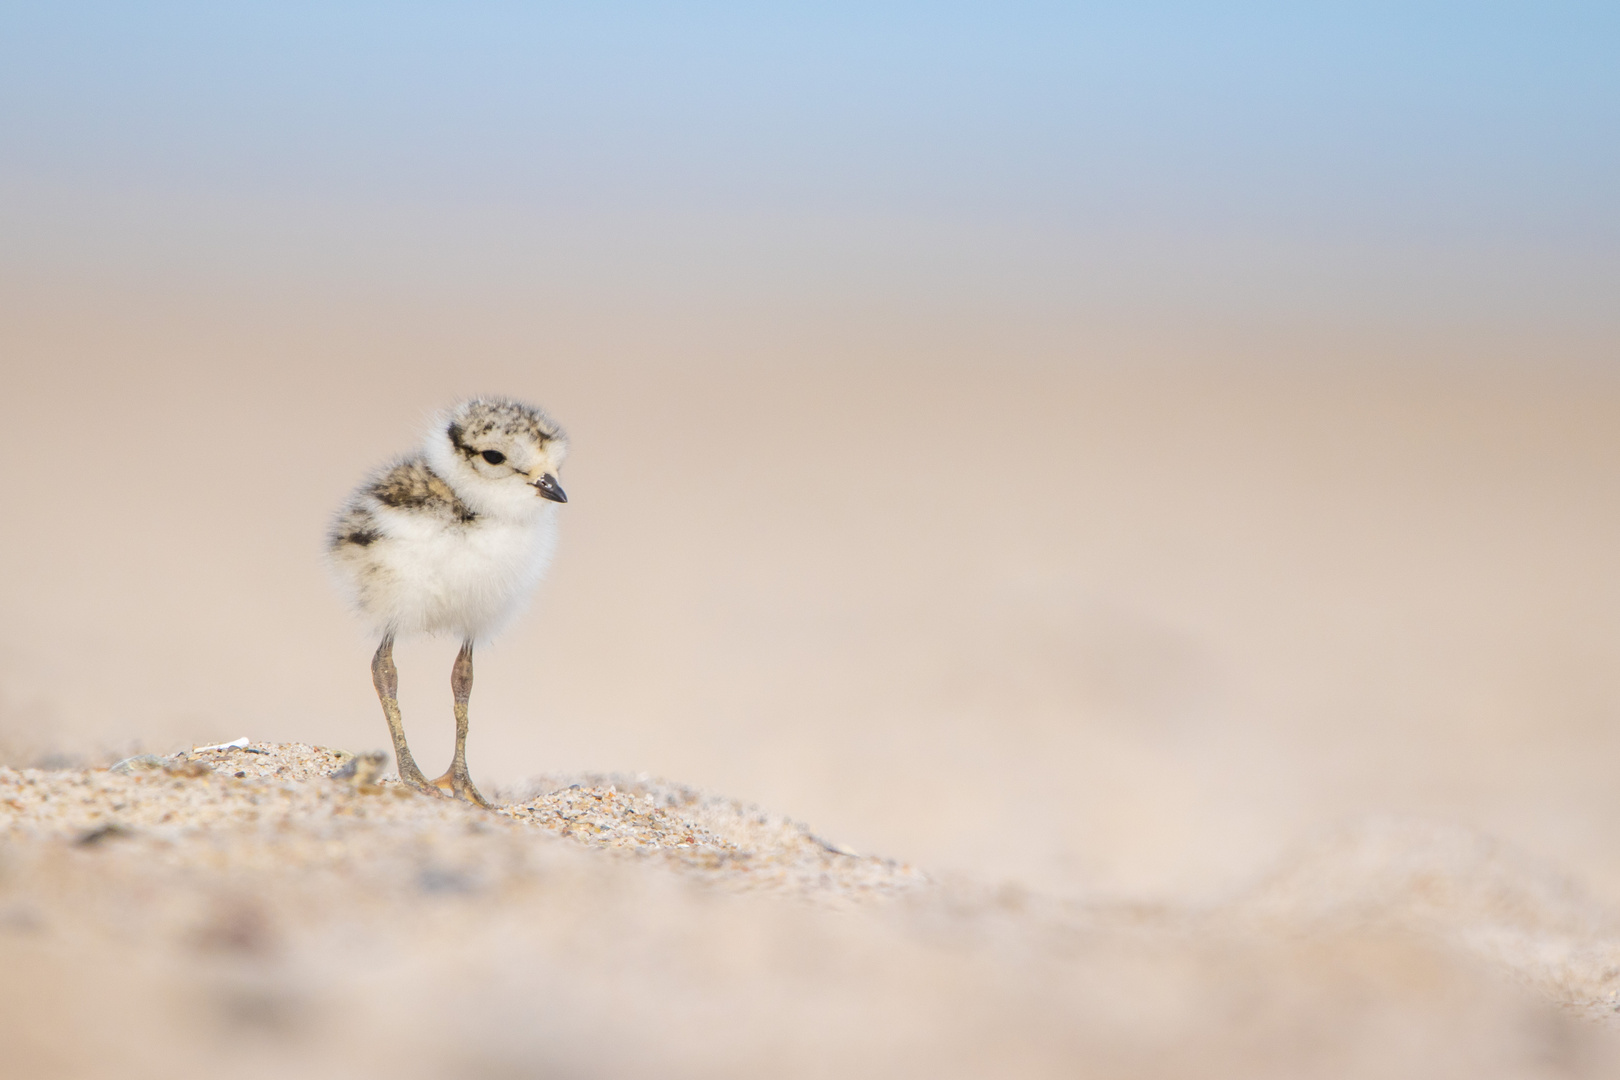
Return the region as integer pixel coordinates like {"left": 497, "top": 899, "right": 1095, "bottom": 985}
{"left": 432, "top": 765, "right": 492, "bottom": 809}
{"left": 395, "top": 761, "right": 450, "bottom": 799}
{"left": 402, "top": 778, "right": 451, "bottom": 799}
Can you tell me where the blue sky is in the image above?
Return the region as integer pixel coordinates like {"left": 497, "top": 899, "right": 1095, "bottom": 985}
{"left": 2, "top": 3, "right": 1616, "bottom": 351}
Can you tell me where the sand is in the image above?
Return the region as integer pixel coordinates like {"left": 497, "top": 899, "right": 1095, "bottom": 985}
{"left": 4, "top": 741, "right": 1620, "bottom": 1079}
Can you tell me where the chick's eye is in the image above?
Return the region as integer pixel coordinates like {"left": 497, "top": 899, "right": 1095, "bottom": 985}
{"left": 480, "top": 450, "right": 506, "bottom": 465}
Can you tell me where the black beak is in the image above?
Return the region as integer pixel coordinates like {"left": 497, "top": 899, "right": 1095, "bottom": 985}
{"left": 532, "top": 474, "right": 568, "bottom": 503}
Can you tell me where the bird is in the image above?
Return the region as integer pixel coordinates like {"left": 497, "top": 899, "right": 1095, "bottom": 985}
{"left": 326, "top": 396, "right": 568, "bottom": 807}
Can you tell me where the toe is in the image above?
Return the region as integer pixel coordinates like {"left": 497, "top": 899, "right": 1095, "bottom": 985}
{"left": 455, "top": 778, "right": 492, "bottom": 809}
{"left": 404, "top": 778, "right": 449, "bottom": 798}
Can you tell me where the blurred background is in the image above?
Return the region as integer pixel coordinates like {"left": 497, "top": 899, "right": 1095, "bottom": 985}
{"left": 2, "top": 2, "right": 1618, "bottom": 901}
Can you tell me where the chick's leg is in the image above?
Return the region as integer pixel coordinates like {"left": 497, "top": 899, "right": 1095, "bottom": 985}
{"left": 372, "top": 634, "right": 441, "bottom": 797}
{"left": 433, "top": 639, "right": 491, "bottom": 808}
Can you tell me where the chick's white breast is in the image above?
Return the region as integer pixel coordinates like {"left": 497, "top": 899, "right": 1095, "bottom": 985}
{"left": 368, "top": 507, "right": 557, "bottom": 637}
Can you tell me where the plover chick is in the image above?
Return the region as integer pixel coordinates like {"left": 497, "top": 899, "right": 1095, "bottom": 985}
{"left": 327, "top": 396, "right": 568, "bottom": 807}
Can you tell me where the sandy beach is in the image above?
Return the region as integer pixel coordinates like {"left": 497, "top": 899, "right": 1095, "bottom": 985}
{"left": 5, "top": 740, "right": 1620, "bottom": 1079}
{"left": 6, "top": 344, "right": 1620, "bottom": 1077}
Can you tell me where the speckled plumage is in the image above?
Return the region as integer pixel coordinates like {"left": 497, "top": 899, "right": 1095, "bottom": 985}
{"left": 326, "top": 396, "right": 570, "bottom": 806}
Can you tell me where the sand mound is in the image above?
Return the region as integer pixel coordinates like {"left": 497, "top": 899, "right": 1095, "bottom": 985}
{"left": 4, "top": 742, "right": 1620, "bottom": 1078}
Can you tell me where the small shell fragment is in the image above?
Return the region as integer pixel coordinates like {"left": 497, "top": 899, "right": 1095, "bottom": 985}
{"left": 193, "top": 737, "right": 251, "bottom": 753}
